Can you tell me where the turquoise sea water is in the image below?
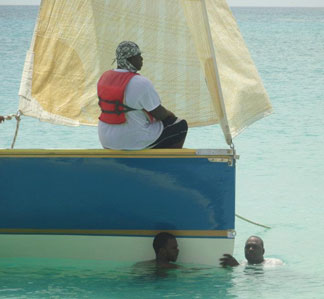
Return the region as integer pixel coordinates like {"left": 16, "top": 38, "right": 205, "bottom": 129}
{"left": 1, "top": 5, "right": 324, "bottom": 298}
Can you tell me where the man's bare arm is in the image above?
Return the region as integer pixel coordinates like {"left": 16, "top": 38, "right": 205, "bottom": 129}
{"left": 149, "top": 105, "right": 176, "bottom": 122}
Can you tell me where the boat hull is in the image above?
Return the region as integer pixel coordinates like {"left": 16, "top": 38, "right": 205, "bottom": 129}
{"left": 0, "top": 149, "right": 236, "bottom": 265}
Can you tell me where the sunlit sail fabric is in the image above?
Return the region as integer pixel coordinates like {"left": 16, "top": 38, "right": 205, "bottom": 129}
{"left": 18, "top": 0, "right": 272, "bottom": 143}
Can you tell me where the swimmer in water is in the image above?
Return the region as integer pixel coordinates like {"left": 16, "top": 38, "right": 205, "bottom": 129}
{"left": 135, "top": 232, "right": 180, "bottom": 269}
{"left": 220, "top": 236, "right": 283, "bottom": 267}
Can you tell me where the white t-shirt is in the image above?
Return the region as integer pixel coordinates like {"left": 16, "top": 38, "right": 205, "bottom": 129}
{"left": 98, "top": 69, "right": 164, "bottom": 150}
{"left": 242, "top": 258, "right": 284, "bottom": 267}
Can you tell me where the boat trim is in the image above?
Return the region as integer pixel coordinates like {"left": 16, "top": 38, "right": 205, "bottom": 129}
{"left": 0, "top": 148, "right": 235, "bottom": 160}
{"left": 0, "top": 228, "right": 231, "bottom": 238}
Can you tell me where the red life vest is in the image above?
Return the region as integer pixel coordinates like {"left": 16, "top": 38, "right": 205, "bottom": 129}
{"left": 97, "top": 70, "right": 154, "bottom": 124}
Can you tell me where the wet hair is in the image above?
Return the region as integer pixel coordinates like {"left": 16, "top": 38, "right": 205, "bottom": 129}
{"left": 153, "top": 232, "right": 176, "bottom": 255}
{"left": 247, "top": 236, "right": 264, "bottom": 248}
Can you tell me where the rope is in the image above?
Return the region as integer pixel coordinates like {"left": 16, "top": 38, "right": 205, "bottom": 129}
{"left": 1, "top": 111, "right": 22, "bottom": 149}
{"left": 235, "top": 213, "right": 271, "bottom": 229}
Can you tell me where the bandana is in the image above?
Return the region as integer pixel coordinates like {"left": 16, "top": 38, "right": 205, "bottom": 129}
{"left": 115, "top": 41, "right": 141, "bottom": 73}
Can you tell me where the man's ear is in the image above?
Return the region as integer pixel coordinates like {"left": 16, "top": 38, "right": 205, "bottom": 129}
{"left": 159, "top": 248, "right": 167, "bottom": 256}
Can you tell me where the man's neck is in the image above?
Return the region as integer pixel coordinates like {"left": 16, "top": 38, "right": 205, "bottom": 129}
{"left": 155, "top": 256, "right": 170, "bottom": 265}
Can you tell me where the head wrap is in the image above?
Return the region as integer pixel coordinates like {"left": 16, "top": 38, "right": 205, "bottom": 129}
{"left": 115, "top": 41, "right": 141, "bottom": 72}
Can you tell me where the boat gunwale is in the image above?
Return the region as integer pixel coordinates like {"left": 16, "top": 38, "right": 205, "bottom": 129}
{"left": 0, "top": 148, "right": 235, "bottom": 159}
{"left": 0, "top": 228, "right": 231, "bottom": 238}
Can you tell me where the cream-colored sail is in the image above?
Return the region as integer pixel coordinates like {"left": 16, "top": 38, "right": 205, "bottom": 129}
{"left": 18, "top": 0, "right": 272, "bottom": 144}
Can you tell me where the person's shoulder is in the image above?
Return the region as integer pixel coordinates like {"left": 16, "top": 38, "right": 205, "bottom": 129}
{"left": 130, "top": 74, "right": 154, "bottom": 88}
{"left": 160, "top": 262, "right": 182, "bottom": 269}
{"left": 133, "top": 260, "right": 181, "bottom": 270}
{"left": 133, "top": 259, "right": 156, "bottom": 268}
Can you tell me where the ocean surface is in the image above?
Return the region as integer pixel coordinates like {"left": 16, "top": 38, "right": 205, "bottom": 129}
{"left": 1, "top": 5, "right": 324, "bottom": 298}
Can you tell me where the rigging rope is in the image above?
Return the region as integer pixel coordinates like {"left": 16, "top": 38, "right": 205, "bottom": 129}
{"left": 1, "top": 110, "right": 22, "bottom": 149}
{"left": 235, "top": 213, "right": 271, "bottom": 229}
{"left": 231, "top": 143, "right": 270, "bottom": 229}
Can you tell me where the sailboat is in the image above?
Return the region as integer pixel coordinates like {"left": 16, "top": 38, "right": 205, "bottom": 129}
{"left": 0, "top": 0, "right": 271, "bottom": 266}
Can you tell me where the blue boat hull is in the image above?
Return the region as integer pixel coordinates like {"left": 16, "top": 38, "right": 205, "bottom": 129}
{"left": 0, "top": 149, "right": 236, "bottom": 265}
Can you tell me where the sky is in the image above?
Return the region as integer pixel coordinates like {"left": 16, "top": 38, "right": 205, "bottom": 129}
{"left": 0, "top": 0, "right": 324, "bottom": 7}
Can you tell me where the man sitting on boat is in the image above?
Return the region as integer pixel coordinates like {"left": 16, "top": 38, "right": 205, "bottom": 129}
{"left": 98, "top": 41, "right": 188, "bottom": 150}
{"left": 220, "top": 236, "right": 283, "bottom": 267}
{"left": 135, "top": 232, "right": 180, "bottom": 269}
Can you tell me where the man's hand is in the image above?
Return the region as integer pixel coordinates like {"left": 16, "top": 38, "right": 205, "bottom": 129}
{"left": 0, "top": 116, "right": 5, "bottom": 123}
{"left": 219, "top": 254, "right": 240, "bottom": 267}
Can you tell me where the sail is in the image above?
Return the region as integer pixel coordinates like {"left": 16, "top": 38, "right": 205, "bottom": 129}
{"left": 181, "top": 0, "right": 272, "bottom": 142}
{"left": 18, "top": 0, "right": 272, "bottom": 143}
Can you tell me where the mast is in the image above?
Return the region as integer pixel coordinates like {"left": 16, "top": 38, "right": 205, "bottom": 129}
{"left": 201, "top": 0, "right": 232, "bottom": 146}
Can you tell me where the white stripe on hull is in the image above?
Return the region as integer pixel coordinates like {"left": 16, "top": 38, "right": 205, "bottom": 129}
{"left": 0, "top": 235, "right": 234, "bottom": 266}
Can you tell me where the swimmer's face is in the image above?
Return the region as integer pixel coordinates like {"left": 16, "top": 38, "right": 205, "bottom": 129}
{"left": 164, "top": 238, "right": 179, "bottom": 262}
{"left": 244, "top": 237, "right": 265, "bottom": 264}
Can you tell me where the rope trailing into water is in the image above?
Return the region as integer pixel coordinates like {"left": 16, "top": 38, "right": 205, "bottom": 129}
{"left": 230, "top": 144, "right": 270, "bottom": 229}
{"left": 1, "top": 110, "right": 22, "bottom": 149}
{"left": 235, "top": 213, "right": 271, "bottom": 229}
